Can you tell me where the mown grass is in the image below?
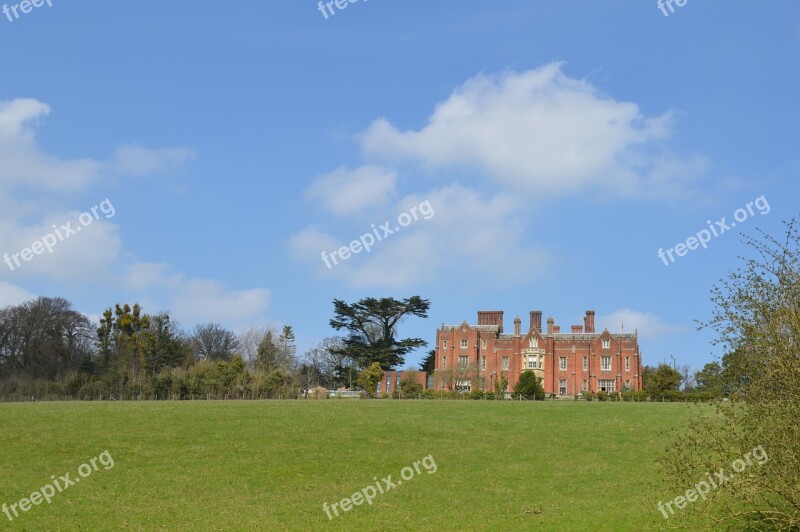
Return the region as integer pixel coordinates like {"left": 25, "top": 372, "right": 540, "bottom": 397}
{"left": 0, "top": 400, "right": 702, "bottom": 530}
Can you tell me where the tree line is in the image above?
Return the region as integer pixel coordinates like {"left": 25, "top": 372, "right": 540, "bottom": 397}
{"left": 0, "top": 296, "right": 431, "bottom": 401}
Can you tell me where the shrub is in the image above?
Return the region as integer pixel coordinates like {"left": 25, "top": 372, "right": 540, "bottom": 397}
{"left": 596, "top": 390, "right": 608, "bottom": 401}
{"left": 512, "top": 370, "right": 545, "bottom": 400}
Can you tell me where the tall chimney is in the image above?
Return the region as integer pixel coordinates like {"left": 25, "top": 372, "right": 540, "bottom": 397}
{"left": 477, "top": 311, "right": 504, "bottom": 333}
{"left": 530, "top": 311, "right": 542, "bottom": 333}
{"left": 584, "top": 310, "right": 596, "bottom": 334}
{"left": 514, "top": 316, "right": 521, "bottom": 337}
{"left": 572, "top": 325, "right": 583, "bottom": 333}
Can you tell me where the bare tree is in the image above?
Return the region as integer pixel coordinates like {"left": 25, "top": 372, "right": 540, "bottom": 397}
{"left": 191, "top": 323, "right": 239, "bottom": 361}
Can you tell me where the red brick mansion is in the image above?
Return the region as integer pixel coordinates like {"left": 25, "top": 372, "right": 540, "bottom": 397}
{"left": 434, "top": 310, "right": 643, "bottom": 397}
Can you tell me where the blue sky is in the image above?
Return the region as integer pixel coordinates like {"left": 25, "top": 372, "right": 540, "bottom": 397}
{"left": 1, "top": 1, "right": 798, "bottom": 371}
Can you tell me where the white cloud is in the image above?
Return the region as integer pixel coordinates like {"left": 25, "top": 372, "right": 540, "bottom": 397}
{"left": 122, "top": 263, "right": 270, "bottom": 326}
{"left": 0, "top": 210, "right": 121, "bottom": 283}
{"left": 0, "top": 97, "right": 268, "bottom": 328}
{"left": 597, "top": 308, "right": 685, "bottom": 340}
{"left": 112, "top": 144, "right": 195, "bottom": 177}
{"left": 0, "top": 99, "right": 103, "bottom": 191}
{"left": 306, "top": 165, "right": 397, "bottom": 217}
{"left": 290, "top": 184, "right": 547, "bottom": 289}
{"left": 0, "top": 282, "right": 36, "bottom": 308}
{"left": 360, "top": 63, "right": 697, "bottom": 198}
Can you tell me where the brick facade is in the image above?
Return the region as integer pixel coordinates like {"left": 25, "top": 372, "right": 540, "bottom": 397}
{"left": 379, "top": 370, "right": 428, "bottom": 396}
{"left": 434, "top": 310, "right": 643, "bottom": 396}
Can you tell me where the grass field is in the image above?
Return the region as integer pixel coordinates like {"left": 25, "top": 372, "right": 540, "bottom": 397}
{"left": 0, "top": 400, "right": 702, "bottom": 530}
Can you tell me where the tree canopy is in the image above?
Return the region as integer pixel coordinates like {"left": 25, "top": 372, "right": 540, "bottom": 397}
{"left": 329, "top": 296, "right": 430, "bottom": 370}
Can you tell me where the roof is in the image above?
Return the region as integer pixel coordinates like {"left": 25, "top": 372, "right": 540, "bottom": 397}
{"left": 441, "top": 324, "right": 500, "bottom": 332}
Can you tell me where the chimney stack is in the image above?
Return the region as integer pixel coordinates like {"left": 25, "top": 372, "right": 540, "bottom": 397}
{"left": 553, "top": 325, "right": 561, "bottom": 334}
{"left": 477, "top": 311, "right": 504, "bottom": 333}
{"left": 584, "top": 310, "right": 596, "bottom": 334}
{"left": 571, "top": 325, "right": 583, "bottom": 333}
{"left": 530, "top": 311, "right": 542, "bottom": 333}
{"left": 514, "top": 316, "right": 521, "bottom": 337}
{"left": 547, "top": 316, "right": 555, "bottom": 335}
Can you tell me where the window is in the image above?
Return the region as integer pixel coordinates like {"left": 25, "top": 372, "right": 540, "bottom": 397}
{"left": 602, "top": 339, "right": 610, "bottom": 349}
{"left": 601, "top": 356, "right": 612, "bottom": 371}
{"left": 529, "top": 338, "right": 538, "bottom": 348}
{"left": 598, "top": 379, "right": 615, "bottom": 392}
{"left": 458, "top": 356, "right": 468, "bottom": 366}
{"left": 625, "top": 357, "right": 630, "bottom": 372}
{"left": 481, "top": 356, "right": 486, "bottom": 370}
{"left": 538, "top": 356, "right": 544, "bottom": 370}
{"left": 442, "top": 356, "right": 447, "bottom": 369}
{"left": 460, "top": 339, "right": 468, "bottom": 349}
{"left": 583, "top": 356, "right": 588, "bottom": 371}
{"left": 559, "top": 357, "right": 567, "bottom": 371}
{"left": 559, "top": 380, "right": 567, "bottom": 395}
{"left": 624, "top": 380, "right": 631, "bottom": 391}
{"left": 482, "top": 339, "right": 487, "bottom": 349}
{"left": 443, "top": 340, "right": 448, "bottom": 349}
{"left": 582, "top": 379, "right": 588, "bottom": 391}
{"left": 501, "top": 357, "right": 509, "bottom": 371}
{"left": 527, "top": 356, "right": 536, "bottom": 369}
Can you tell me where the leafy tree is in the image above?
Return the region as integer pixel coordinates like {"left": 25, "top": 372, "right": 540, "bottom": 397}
{"left": 694, "top": 361, "right": 724, "bottom": 397}
{"left": 493, "top": 373, "right": 509, "bottom": 399}
{"left": 256, "top": 331, "right": 279, "bottom": 372}
{"left": 399, "top": 375, "right": 423, "bottom": 397}
{"left": 513, "top": 370, "right": 545, "bottom": 400}
{"left": 97, "top": 303, "right": 151, "bottom": 373}
{"left": 278, "top": 325, "right": 297, "bottom": 363}
{"left": 238, "top": 325, "right": 278, "bottom": 369}
{"left": 642, "top": 363, "right": 681, "bottom": 399}
{"left": 661, "top": 219, "right": 800, "bottom": 529}
{"left": 329, "top": 296, "right": 431, "bottom": 370}
{"left": 720, "top": 348, "right": 750, "bottom": 398}
{"left": 419, "top": 349, "right": 436, "bottom": 374}
{"left": 357, "top": 362, "right": 384, "bottom": 397}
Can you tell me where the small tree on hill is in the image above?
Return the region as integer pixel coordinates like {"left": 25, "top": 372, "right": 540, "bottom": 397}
{"left": 513, "top": 370, "right": 545, "bottom": 400}
{"left": 358, "top": 362, "right": 384, "bottom": 397}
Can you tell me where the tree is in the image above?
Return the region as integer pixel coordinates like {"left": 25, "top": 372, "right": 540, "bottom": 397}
{"left": 419, "top": 349, "right": 436, "bottom": 374}
{"left": 143, "top": 313, "right": 190, "bottom": 375}
{"left": 255, "top": 331, "right": 279, "bottom": 373}
{"left": 399, "top": 375, "right": 423, "bottom": 398}
{"left": 329, "top": 296, "right": 430, "bottom": 370}
{"left": 191, "top": 323, "right": 239, "bottom": 362}
{"left": 720, "top": 348, "right": 750, "bottom": 398}
{"left": 513, "top": 370, "right": 545, "bottom": 400}
{"left": 694, "top": 362, "right": 724, "bottom": 397}
{"left": 303, "top": 337, "right": 347, "bottom": 389}
{"left": 661, "top": 219, "right": 800, "bottom": 529}
{"left": 95, "top": 303, "right": 151, "bottom": 373}
{"left": 357, "top": 362, "right": 384, "bottom": 397}
{"left": 278, "top": 325, "right": 297, "bottom": 364}
{"left": 0, "top": 297, "right": 92, "bottom": 379}
{"left": 238, "top": 325, "right": 279, "bottom": 369}
{"left": 493, "top": 373, "right": 509, "bottom": 398}
{"left": 642, "top": 363, "right": 681, "bottom": 399}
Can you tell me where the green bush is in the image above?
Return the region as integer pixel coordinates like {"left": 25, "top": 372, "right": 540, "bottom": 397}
{"left": 512, "top": 370, "right": 545, "bottom": 400}
{"left": 596, "top": 390, "right": 608, "bottom": 401}
{"left": 620, "top": 390, "right": 634, "bottom": 402}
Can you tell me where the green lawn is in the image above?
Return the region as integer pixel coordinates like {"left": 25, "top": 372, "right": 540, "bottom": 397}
{"left": 0, "top": 400, "right": 701, "bottom": 530}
